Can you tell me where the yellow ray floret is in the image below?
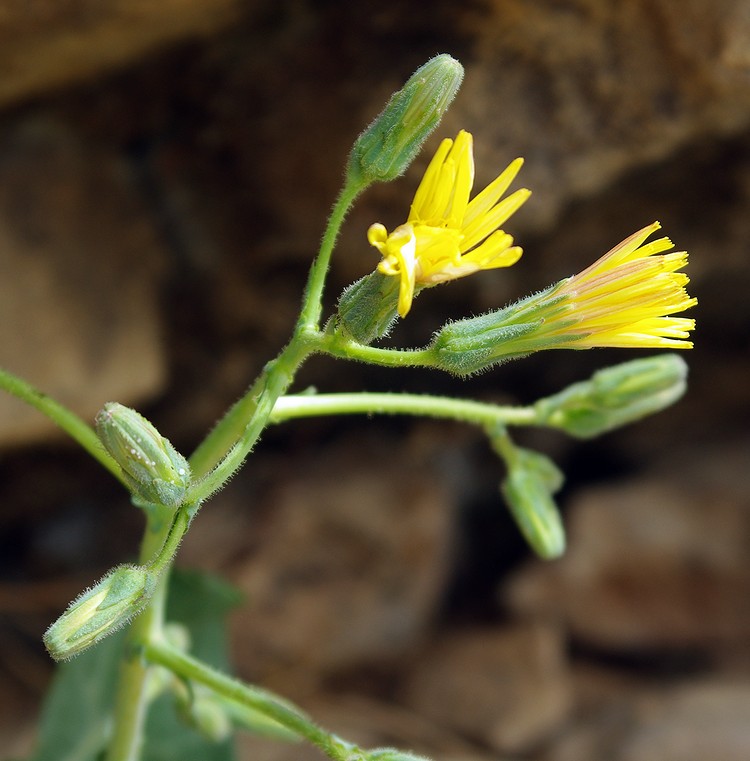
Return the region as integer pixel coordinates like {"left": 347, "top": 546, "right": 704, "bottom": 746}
{"left": 553, "top": 222, "right": 697, "bottom": 349}
{"left": 368, "top": 130, "right": 531, "bottom": 317}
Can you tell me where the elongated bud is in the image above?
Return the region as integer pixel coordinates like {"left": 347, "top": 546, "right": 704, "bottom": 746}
{"left": 347, "top": 54, "right": 463, "bottom": 186}
{"left": 500, "top": 448, "right": 566, "bottom": 560}
{"left": 430, "top": 286, "right": 570, "bottom": 375}
{"left": 534, "top": 354, "right": 688, "bottom": 438}
{"left": 44, "top": 564, "right": 155, "bottom": 660}
{"left": 174, "top": 684, "right": 232, "bottom": 743}
{"left": 96, "top": 402, "right": 190, "bottom": 507}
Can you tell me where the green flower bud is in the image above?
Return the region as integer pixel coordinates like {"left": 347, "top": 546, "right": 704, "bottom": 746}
{"left": 175, "top": 685, "right": 232, "bottom": 743}
{"left": 163, "top": 621, "right": 192, "bottom": 653}
{"left": 500, "top": 448, "right": 566, "bottom": 560}
{"left": 347, "top": 54, "right": 464, "bottom": 186}
{"left": 335, "top": 270, "right": 402, "bottom": 344}
{"left": 96, "top": 402, "right": 190, "bottom": 507}
{"left": 44, "top": 564, "right": 155, "bottom": 660}
{"left": 430, "top": 286, "right": 571, "bottom": 375}
{"left": 534, "top": 354, "right": 688, "bottom": 438}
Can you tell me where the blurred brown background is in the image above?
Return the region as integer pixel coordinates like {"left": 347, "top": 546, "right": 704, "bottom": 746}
{"left": 1, "top": 1, "right": 749, "bottom": 759}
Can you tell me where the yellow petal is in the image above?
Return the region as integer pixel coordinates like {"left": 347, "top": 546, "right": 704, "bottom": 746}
{"left": 461, "top": 188, "right": 531, "bottom": 251}
{"left": 444, "top": 131, "right": 475, "bottom": 228}
{"left": 463, "top": 157, "right": 525, "bottom": 227}
{"left": 409, "top": 137, "right": 453, "bottom": 222}
{"left": 461, "top": 231, "right": 522, "bottom": 270}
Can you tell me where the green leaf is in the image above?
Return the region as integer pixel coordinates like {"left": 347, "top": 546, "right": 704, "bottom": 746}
{"left": 29, "top": 629, "right": 126, "bottom": 761}
{"left": 162, "top": 569, "right": 243, "bottom": 669}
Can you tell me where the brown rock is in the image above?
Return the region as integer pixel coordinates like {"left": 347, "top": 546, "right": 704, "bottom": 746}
{"left": 0, "top": 118, "right": 167, "bottom": 446}
{"left": 619, "top": 681, "right": 750, "bottom": 761}
{"left": 249, "top": 1, "right": 750, "bottom": 249}
{"left": 547, "top": 679, "right": 750, "bottom": 761}
{"left": 228, "top": 439, "right": 455, "bottom": 693}
{"left": 400, "top": 623, "right": 571, "bottom": 755}
{"left": 0, "top": 0, "right": 242, "bottom": 107}
{"left": 458, "top": 0, "right": 750, "bottom": 229}
{"left": 504, "top": 442, "right": 750, "bottom": 650}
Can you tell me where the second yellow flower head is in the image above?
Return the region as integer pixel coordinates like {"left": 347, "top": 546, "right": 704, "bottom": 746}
{"left": 368, "top": 130, "right": 531, "bottom": 317}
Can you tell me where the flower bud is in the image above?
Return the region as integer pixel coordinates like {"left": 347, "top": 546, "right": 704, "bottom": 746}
{"left": 534, "top": 354, "right": 688, "bottom": 438}
{"left": 175, "top": 684, "right": 232, "bottom": 743}
{"left": 96, "top": 402, "right": 190, "bottom": 507}
{"left": 500, "top": 448, "right": 566, "bottom": 560}
{"left": 335, "top": 270, "right": 402, "bottom": 344}
{"left": 430, "top": 286, "right": 569, "bottom": 375}
{"left": 44, "top": 564, "right": 155, "bottom": 660}
{"left": 164, "top": 621, "right": 191, "bottom": 652}
{"left": 346, "top": 54, "right": 464, "bottom": 187}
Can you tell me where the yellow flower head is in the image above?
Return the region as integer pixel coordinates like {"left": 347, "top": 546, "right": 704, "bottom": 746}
{"left": 553, "top": 221, "right": 697, "bottom": 349}
{"left": 367, "top": 130, "right": 531, "bottom": 317}
{"left": 431, "top": 222, "right": 697, "bottom": 375}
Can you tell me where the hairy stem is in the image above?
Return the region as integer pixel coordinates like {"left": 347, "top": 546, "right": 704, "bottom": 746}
{"left": 298, "top": 179, "right": 364, "bottom": 331}
{"left": 189, "top": 178, "right": 361, "bottom": 480}
{"left": 0, "top": 367, "right": 124, "bottom": 484}
{"left": 186, "top": 333, "right": 318, "bottom": 504}
{"left": 104, "top": 506, "right": 179, "bottom": 761}
{"left": 319, "top": 332, "right": 438, "bottom": 369}
{"left": 143, "top": 641, "right": 351, "bottom": 761}
{"left": 271, "top": 391, "right": 538, "bottom": 429}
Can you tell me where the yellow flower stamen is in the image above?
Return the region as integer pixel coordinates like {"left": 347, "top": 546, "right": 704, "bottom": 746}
{"left": 369, "top": 130, "right": 530, "bottom": 317}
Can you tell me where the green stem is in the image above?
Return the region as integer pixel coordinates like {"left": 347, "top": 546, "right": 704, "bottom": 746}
{"left": 0, "top": 367, "right": 125, "bottom": 485}
{"left": 145, "top": 508, "right": 192, "bottom": 572}
{"left": 488, "top": 424, "right": 517, "bottom": 465}
{"left": 187, "top": 373, "right": 266, "bottom": 480}
{"left": 187, "top": 332, "right": 317, "bottom": 483}
{"left": 186, "top": 335, "right": 317, "bottom": 504}
{"left": 271, "top": 392, "right": 538, "bottom": 429}
{"left": 143, "top": 641, "right": 350, "bottom": 761}
{"left": 103, "top": 176, "right": 363, "bottom": 760}
{"left": 298, "top": 179, "right": 364, "bottom": 331}
{"left": 319, "top": 332, "right": 438, "bottom": 369}
{"left": 189, "top": 179, "right": 362, "bottom": 480}
{"left": 105, "top": 506, "right": 179, "bottom": 761}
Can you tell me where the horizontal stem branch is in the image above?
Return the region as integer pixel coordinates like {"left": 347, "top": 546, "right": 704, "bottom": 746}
{"left": 270, "top": 391, "right": 538, "bottom": 430}
{"left": 318, "top": 333, "right": 438, "bottom": 369}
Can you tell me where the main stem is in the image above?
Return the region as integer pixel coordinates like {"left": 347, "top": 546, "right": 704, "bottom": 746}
{"left": 298, "top": 179, "right": 363, "bottom": 331}
{"left": 185, "top": 335, "right": 316, "bottom": 505}
{"left": 107, "top": 174, "right": 363, "bottom": 759}
{"left": 105, "top": 506, "right": 177, "bottom": 761}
